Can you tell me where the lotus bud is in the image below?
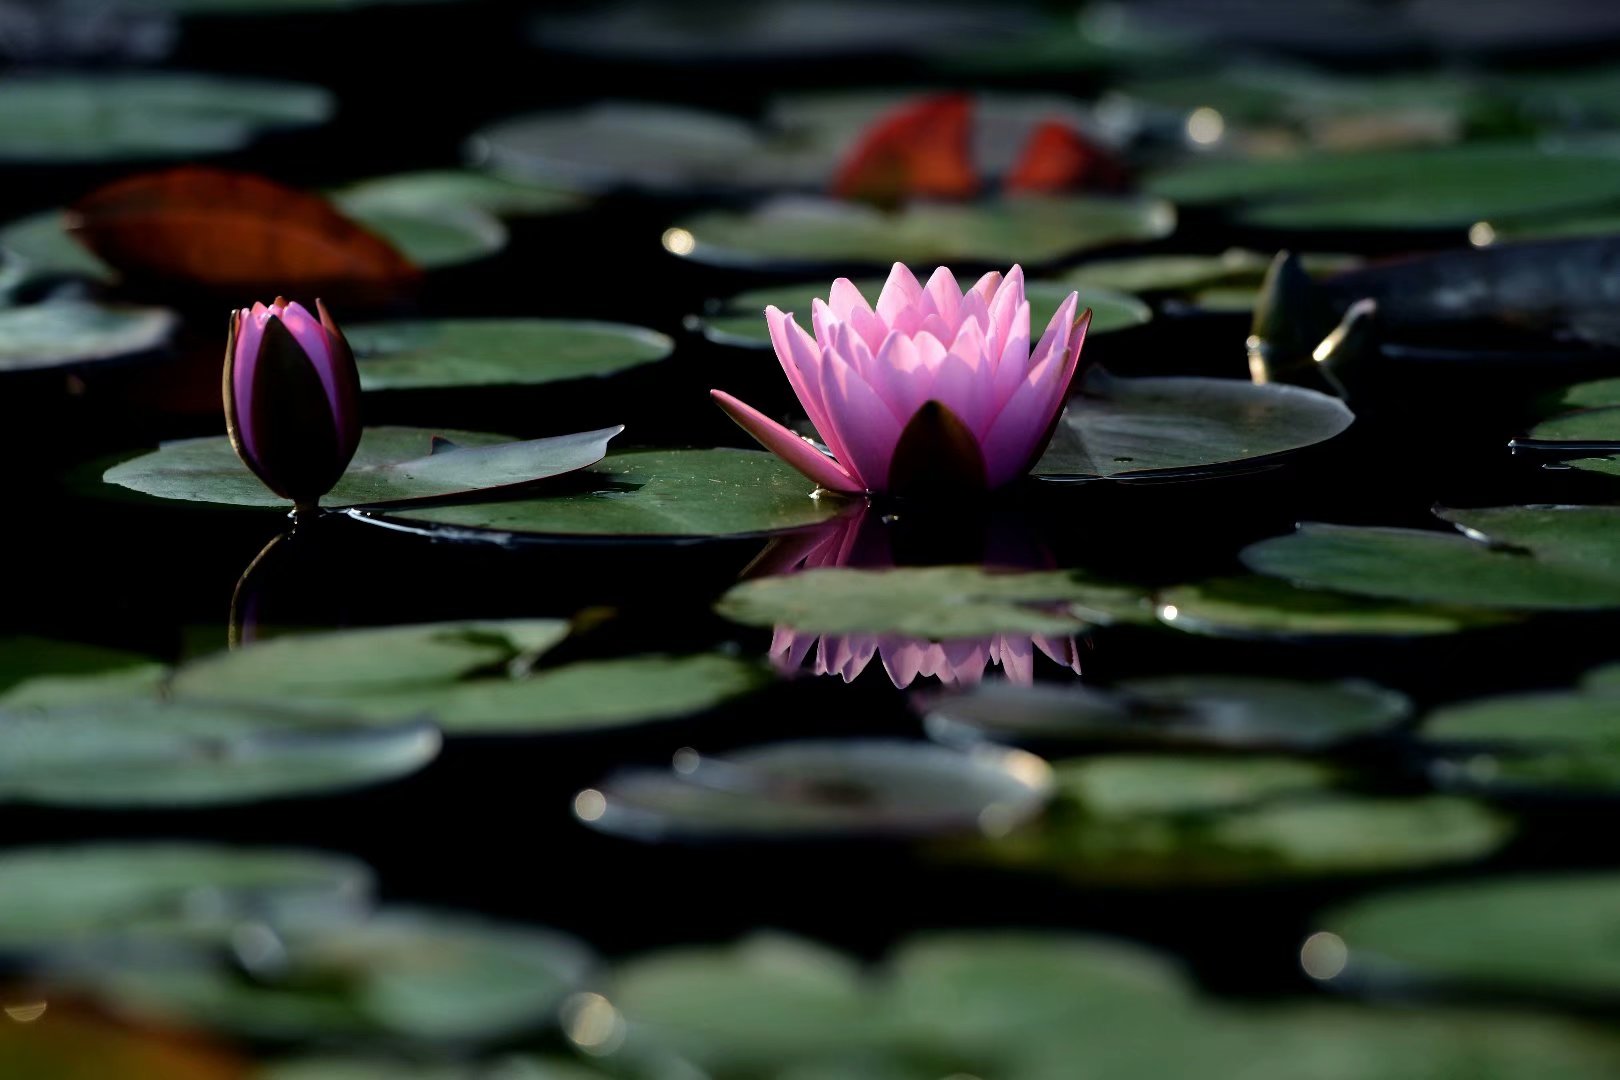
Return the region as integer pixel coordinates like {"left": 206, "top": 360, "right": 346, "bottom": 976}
{"left": 224, "top": 297, "right": 362, "bottom": 513}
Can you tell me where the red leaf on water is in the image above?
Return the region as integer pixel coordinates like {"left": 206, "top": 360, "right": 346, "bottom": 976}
{"left": 67, "top": 167, "right": 420, "bottom": 305}
{"left": 830, "top": 93, "right": 979, "bottom": 206}
{"left": 1003, "top": 120, "right": 1130, "bottom": 195}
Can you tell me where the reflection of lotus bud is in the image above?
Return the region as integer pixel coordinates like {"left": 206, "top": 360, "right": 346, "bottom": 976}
{"left": 224, "top": 297, "right": 361, "bottom": 511}
{"left": 772, "top": 629, "right": 1081, "bottom": 689}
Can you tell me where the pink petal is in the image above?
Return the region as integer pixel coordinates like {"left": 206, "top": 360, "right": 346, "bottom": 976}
{"left": 987, "top": 266, "right": 1026, "bottom": 361}
{"left": 710, "top": 389, "right": 862, "bottom": 493}
{"left": 920, "top": 265, "right": 963, "bottom": 331}
{"left": 992, "top": 300, "right": 1033, "bottom": 409}
{"left": 1028, "top": 291, "right": 1080, "bottom": 376}
{"left": 849, "top": 306, "right": 888, "bottom": 354}
{"left": 766, "top": 306, "right": 847, "bottom": 462}
{"left": 828, "top": 277, "right": 873, "bottom": 322}
{"left": 879, "top": 638, "right": 927, "bottom": 689}
{"left": 970, "top": 270, "right": 1003, "bottom": 304}
{"left": 275, "top": 300, "right": 341, "bottom": 423}
{"left": 876, "top": 263, "right": 923, "bottom": 324}
{"left": 230, "top": 308, "right": 264, "bottom": 462}
{"left": 1034, "top": 635, "right": 1084, "bottom": 674}
{"left": 928, "top": 351, "right": 995, "bottom": 438}
{"left": 997, "top": 636, "right": 1035, "bottom": 684}
{"left": 980, "top": 308, "right": 1090, "bottom": 488}
{"left": 818, "top": 351, "right": 906, "bottom": 492}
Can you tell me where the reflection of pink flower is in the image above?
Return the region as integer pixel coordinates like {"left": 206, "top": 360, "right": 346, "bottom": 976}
{"left": 772, "top": 629, "right": 1082, "bottom": 689}
{"left": 711, "top": 263, "right": 1090, "bottom": 496}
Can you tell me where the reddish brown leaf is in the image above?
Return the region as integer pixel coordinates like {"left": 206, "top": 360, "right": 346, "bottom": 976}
{"left": 1003, "top": 120, "right": 1130, "bottom": 195}
{"left": 67, "top": 168, "right": 420, "bottom": 305}
{"left": 830, "top": 94, "right": 979, "bottom": 207}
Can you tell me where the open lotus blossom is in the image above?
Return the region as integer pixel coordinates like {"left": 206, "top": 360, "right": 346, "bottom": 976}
{"left": 711, "top": 263, "right": 1090, "bottom": 496}
{"left": 224, "top": 297, "right": 361, "bottom": 512}
{"left": 771, "top": 629, "right": 1082, "bottom": 689}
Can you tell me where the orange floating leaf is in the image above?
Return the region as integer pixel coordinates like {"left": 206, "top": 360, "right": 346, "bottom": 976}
{"left": 830, "top": 93, "right": 979, "bottom": 207}
{"left": 67, "top": 168, "right": 420, "bottom": 305}
{"left": 1004, "top": 120, "right": 1130, "bottom": 195}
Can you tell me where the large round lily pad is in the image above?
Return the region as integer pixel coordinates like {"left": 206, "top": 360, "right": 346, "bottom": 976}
{"left": 697, "top": 278, "right": 1149, "bottom": 350}
{"left": 946, "top": 755, "right": 1511, "bottom": 887}
{"left": 0, "top": 843, "right": 371, "bottom": 950}
{"left": 924, "top": 675, "right": 1410, "bottom": 753}
{"left": 579, "top": 740, "right": 1052, "bottom": 842}
{"left": 672, "top": 196, "right": 1176, "bottom": 271}
{"left": 0, "top": 637, "right": 169, "bottom": 709}
{"left": 172, "top": 621, "right": 769, "bottom": 736}
{"left": 332, "top": 170, "right": 585, "bottom": 220}
{"left": 0, "top": 299, "right": 176, "bottom": 373}
{"left": 1242, "top": 522, "right": 1620, "bottom": 610}
{"left": 0, "top": 210, "right": 115, "bottom": 285}
{"left": 1421, "top": 687, "right": 1620, "bottom": 797}
{"left": 717, "top": 566, "right": 1150, "bottom": 638}
{"left": 0, "top": 73, "right": 332, "bottom": 164}
{"left": 84, "top": 907, "right": 594, "bottom": 1043}
{"left": 349, "top": 319, "right": 672, "bottom": 391}
{"left": 1145, "top": 141, "right": 1620, "bottom": 230}
{"left": 1034, "top": 370, "right": 1354, "bottom": 479}
{"left": 1154, "top": 577, "right": 1516, "bottom": 638}
{"left": 1320, "top": 874, "right": 1620, "bottom": 1006}
{"left": 102, "top": 426, "right": 620, "bottom": 510}
{"left": 338, "top": 201, "right": 507, "bottom": 271}
{"left": 0, "top": 698, "right": 440, "bottom": 807}
{"left": 357, "top": 448, "right": 848, "bottom": 540}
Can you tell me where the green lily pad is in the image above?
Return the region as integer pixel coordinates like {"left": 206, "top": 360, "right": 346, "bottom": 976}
{"left": 332, "top": 170, "right": 585, "bottom": 220}
{"left": 82, "top": 907, "right": 593, "bottom": 1043}
{"left": 102, "top": 425, "right": 621, "bottom": 510}
{"left": 1154, "top": 576, "right": 1517, "bottom": 638}
{"left": 338, "top": 201, "right": 507, "bottom": 271}
{"left": 1421, "top": 687, "right": 1620, "bottom": 797}
{"left": 1242, "top": 522, "right": 1620, "bottom": 610}
{"left": 1146, "top": 141, "right": 1620, "bottom": 230}
{"left": 1548, "top": 376, "right": 1620, "bottom": 413}
{"left": 697, "top": 279, "right": 1149, "bottom": 350}
{"left": 1437, "top": 505, "right": 1620, "bottom": 580}
{"left": 357, "top": 448, "right": 848, "bottom": 540}
{"left": 1319, "top": 873, "right": 1620, "bottom": 1006}
{"left": 579, "top": 740, "right": 1052, "bottom": 842}
{"left": 0, "top": 698, "right": 440, "bottom": 807}
{"left": 924, "top": 675, "right": 1410, "bottom": 752}
{"left": 1527, "top": 406, "right": 1620, "bottom": 444}
{"left": 672, "top": 195, "right": 1176, "bottom": 271}
{"left": 0, "top": 843, "right": 370, "bottom": 949}
{"left": 1063, "top": 249, "right": 1359, "bottom": 301}
{"left": 717, "top": 566, "right": 1148, "bottom": 638}
{"left": 1034, "top": 370, "right": 1354, "bottom": 479}
{"left": 945, "top": 755, "right": 1511, "bottom": 887}
{"left": 0, "top": 73, "right": 332, "bottom": 164}
{"left": 0, "top": 637, "right": 169, "bottom": 708}
{"left": 0, "top": 299, "right": 176, "bottom": 373}
{"left": 471, "top": 103, "right": 777, "bottom": 194}
{"left": 349, "top": 319, "right": 672, "bottom": 391}
{"left": 0, "top": 210, "right": 115, "bottom": 285}
{"left": 172, "top": 622, "right": 768, "bottom": 736}
{"left": 264, "top": 1059, "right": 612, "bottom": 1080}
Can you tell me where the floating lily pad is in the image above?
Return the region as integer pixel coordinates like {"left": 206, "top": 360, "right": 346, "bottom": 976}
{"left": 471, "top": 103, "right": 778, "bottom": 194}
{"left": 333, "top": 170, "right": 585, "bottom": 220}
{"left": 718, "top": 566, "right": 1148, "bottom": 639}
{"left": 946, "top": 755, "right": 1511, "bottom": 886}
{"left": 924, "top": 675, "right": 1410, "bottom": 753}
{"left": 0, "top": 637, "right": 169, "bottom": 708}
{"left": 1063, "top": 249, "right": 1358, "bottom": 299}
{"left": 672, "top": 196, "right": 1176, "bottom": 271}
{"left": 1319, "top": 874, "right": 1620, "bottom": 1006}
{"left": 0, "top": 299, "right": 176, "bottom": 373}
{"left": 1034, "top": 370, "right": 1353, "bottom": 479}
{"left": 102, "top": 425, "right": 620, "bottom": 509}
{"left": 1154, "top": 577, "right": 1516, "bottom": 638}
{"left": 1422, "top": 687, "right": 1620, "bottom": 797}
{"left": 83, "top": 907, "right": 593, "bottom": 1043}
{"left": 579, "top": 740, "right": 1052, "bottom": 842}
{"left": 1242, "top": 522, "right": 1620, "bottom": 610}
{"left": 173, "top": 622, "right": 768, "bottom": 736}
{"left": 338, "top": 201, "right": 507, "bottom": 271}
{"left": 349, "top": 319, "right": 672, "bottom": 391}
{"left": 357, "top": 448, "right": 848, "bottom": 541}
{"left": 1146, "top": 141, "right": 1620, "bottom": 230}
{"left": 1437, "top": 505, "right": 1620, "bottom": 579}
{"left": 265, "top": 1059, "right": 612, "bottom": 1080}
{"left": 0, "top": 73, "right": 332, "bottom": 164}
{"left": 0, "top": 211, "right": 115, "bottom": 284}
{"left": 0, "top": 843, "right": 370, "bottom": 950}
{"left": 697, "top": 279, "right": 1149, "bottom": 350}
{"left": 0, "top": 698, "right": 440, "bottom": 807}
{"left": 1527, "top": 407, "right": 1620, "bottom": 444}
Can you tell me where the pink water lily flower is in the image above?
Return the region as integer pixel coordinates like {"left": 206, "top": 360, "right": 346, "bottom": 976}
{"left": 771, "top": 629, "right": 1083, "bottom": 689}
{"left": 711, "top": 263, "right": 1091, "bottom": 496}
